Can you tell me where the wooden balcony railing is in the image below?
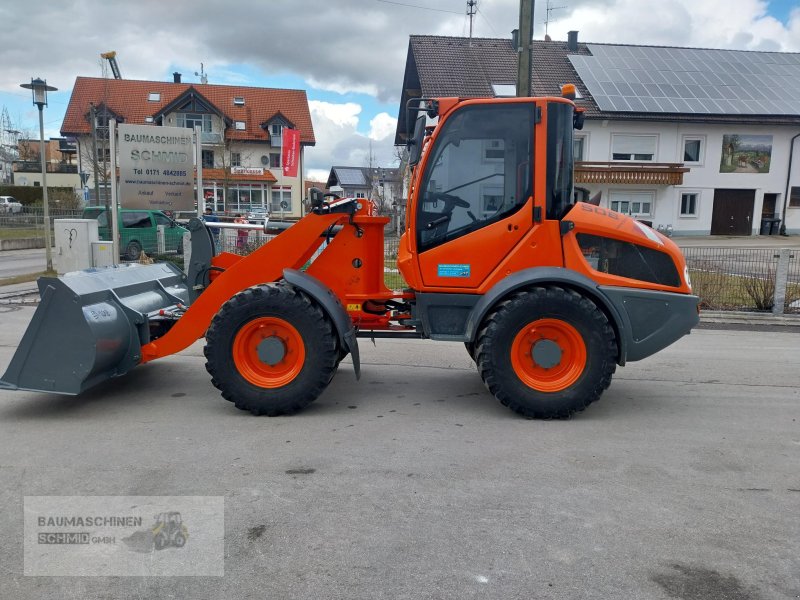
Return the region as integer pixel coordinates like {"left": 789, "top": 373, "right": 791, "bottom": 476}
{"left": 575, "top": 161, "right": 689, "bottom": 186}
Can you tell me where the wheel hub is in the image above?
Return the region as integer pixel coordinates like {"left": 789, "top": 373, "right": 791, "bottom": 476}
{"left": 257, "top": 336, "right": 286, "bottom": 366}
{"left": 531, "top": 338, "right": 562, "bottom": 369}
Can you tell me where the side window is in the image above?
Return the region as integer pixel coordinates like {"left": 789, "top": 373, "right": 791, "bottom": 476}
{"left": 154, "top": 213, "right": 172, "bottom": 226}
{"left": 417, "top": 104, "right": 534, "bottom": 251}
{"left": 94, "top": 211, "right": 108, "bottom": 227}
{"left": 122, "top": 212, "right": 152, "bottom": 228}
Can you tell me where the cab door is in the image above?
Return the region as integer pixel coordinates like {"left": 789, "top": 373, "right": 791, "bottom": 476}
{"left": 414, "top": 102, "right": 537, "bottom": 289}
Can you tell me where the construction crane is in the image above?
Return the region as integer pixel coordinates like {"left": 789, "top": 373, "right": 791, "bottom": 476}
{"left": 100, "top": 51, "right": 122, "bottom": 79}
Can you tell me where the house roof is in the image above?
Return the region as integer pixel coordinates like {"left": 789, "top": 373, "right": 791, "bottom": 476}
{"left": 395, "top": 35, "right": 800, "bottom": 143}
{"left": 62, "top": 77, "right": 315, "bottom": 145}
{"left": 326, "top": 166, "right": 402, "bottom": 189}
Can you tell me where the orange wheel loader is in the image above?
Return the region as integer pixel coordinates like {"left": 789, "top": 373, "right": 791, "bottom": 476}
{"left": 0, "top": 88, "right": 699, "bottom": 418}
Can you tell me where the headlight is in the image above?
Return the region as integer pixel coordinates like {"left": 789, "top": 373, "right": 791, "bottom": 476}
{"left": 683, "top": 265, "right": 692, "bottom": 291}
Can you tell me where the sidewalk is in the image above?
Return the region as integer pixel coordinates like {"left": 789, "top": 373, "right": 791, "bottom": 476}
{"left": 673, "top": 234, "right": 800, "bottom": 248}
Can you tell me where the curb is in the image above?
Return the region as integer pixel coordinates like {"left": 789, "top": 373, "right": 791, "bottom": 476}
{"left": 699, "top": 310, "right": 800, "bottom": 327}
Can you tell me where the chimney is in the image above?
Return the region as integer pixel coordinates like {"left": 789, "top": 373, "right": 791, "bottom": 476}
{"left": 511, "top": 29, "right": 519, "bottom": 51}
{"left": 567, "top": 31, "right": 579, "bottom": 52}
{"left": 173, "top": 72, "right": 182, "bottom": 83}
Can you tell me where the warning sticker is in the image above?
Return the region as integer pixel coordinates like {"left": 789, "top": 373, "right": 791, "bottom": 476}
{"left": 437, "top": 264, "right": 471, "bottom": 278}
{"left": 346, "top": 303, "right": 361, "bottom": 311}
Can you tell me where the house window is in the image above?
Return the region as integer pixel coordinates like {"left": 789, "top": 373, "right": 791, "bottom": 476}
{"left": 96, "top": 147, "right": 111, "bottom": 162}
{"left": 271, "top": 124, "right": 282, "bottom": 135}
{"left": 790, "top": 186, "right": 800, "bottom": 208}
{"left": 483, "top": 139, "right": 504, "bottom": 162}
{"left": 201, "top": 150, "right": 214, "bottom": 169}
{"left": 145, "top": 116, "right": 154, "bottom": 123}
{"left": 682, "top": 137, "right": 704, "bottom": 163}
{"left": 233, "top": 97, "right": 245, "bottom": 106}
{"left": 148, "top": 92, "right": 160, "bottom": 102}
{"left": 231, "top": 152, "right": 241, "bottom": 167}
{"left": 176, "top": 113, "right": 212, "bottom": 132}
{"left": 355, "top": 192, "right": 366, "bottom": 199}
{"left": 610, "top": 191, "right": 654, "bottom": 216}
{"left": 573, "top": 136, "right": 586, "bottom": 161}
{"left": 271, "top": 186, "right": 292, "bottom": 212}
{"left": 269, "top": 153, "right": 280, "bottom": 168}
{"left": 680, "top": 191, "right": 699, "bottom": 216}
{"left": 270, "top": 124, "right": 282, "bottom": 147}
{"left": 235, "top": 121, "right": 246, "bottom": 130}
{"left": 611, "top": 134, "right": 657, "bottom": 161}
{"left": 491, "top": 83, "right": 517, "bottom": 97}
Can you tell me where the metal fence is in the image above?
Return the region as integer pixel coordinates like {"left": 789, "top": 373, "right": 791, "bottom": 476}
{"left": 3, "top": 211, "right": 798, "bottom": 315}
{"left": 683, "top": 247, "right": 799, "bottom": 314}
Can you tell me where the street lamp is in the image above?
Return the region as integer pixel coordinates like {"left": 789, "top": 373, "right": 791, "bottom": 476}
{"left": 20, "top": 77, "right": 58, "bottom": 272}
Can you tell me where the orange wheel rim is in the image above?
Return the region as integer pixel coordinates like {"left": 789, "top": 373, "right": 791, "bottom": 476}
{"left": 233, "top": 317, "right": 305, "bottom": 388}
{"left": 510, "top": 318, "right": 587, "bottom": 392}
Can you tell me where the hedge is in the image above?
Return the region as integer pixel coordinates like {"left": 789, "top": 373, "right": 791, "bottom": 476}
{"left": 0, "top": 185, "right": 77, "bottom": 206}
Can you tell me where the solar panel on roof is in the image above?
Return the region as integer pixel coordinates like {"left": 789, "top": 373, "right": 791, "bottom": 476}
{"left": 335, "top": 168, "right": 366, "bottom": 186}
{"left": 569, "top": 44, "right": 800, "bottom": 115}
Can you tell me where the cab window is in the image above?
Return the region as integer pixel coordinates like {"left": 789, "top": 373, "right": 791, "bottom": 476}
{"left": 417, "top": 103, "right": 534, "bottom": 251}
{"left": 154, "top": 212, "right": 173, "bottom": 227}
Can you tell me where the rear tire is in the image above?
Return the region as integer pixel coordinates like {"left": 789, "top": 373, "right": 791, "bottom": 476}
{"left": 125, "top": 240, "right": 142, "bottom": 261}
{"left": 204, "top": 284, "right": 338, "bottom": 415}
{"left": 476, "top": 286, "right": 617, "bottom": 419}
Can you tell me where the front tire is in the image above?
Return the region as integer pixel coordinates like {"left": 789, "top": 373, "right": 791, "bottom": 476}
{"left": 204, "top": 284, "right": 338, "bottom": 415}
{"left": 476, "top": 287, "right": 617, "bottom": 419}
{"left": 125, "top": 240, "right": 142, "bottom": 261}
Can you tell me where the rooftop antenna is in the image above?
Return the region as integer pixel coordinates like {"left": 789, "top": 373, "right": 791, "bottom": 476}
{"left": 194, "top": 63, "right": 208, "bottom": 84}
{"left": 543, "top": 0, "right": 566, "bottom": 37}
{"left": 467, "top": 0, "right": 477, "bottom": 46}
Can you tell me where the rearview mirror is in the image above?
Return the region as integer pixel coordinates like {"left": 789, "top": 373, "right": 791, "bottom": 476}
{"left": 407, "top": 114, "right": 427, "bottom": 167}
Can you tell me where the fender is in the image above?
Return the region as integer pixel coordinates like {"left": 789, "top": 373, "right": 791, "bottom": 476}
{"left": 463, "top": 267, "right": 630, "bottom": 365}
{"left": 283, "top": 269, "right": 361, "bottom": 379}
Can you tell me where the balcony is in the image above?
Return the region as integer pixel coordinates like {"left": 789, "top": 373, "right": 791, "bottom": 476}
{"left": 201, "top": 131, "right": 223, "bottom": 145}
{"left": 13, "top": 161, "right": 78, "bottom": 174}
{"left": 575, "top": 161, "right": 689, "bottom": 186}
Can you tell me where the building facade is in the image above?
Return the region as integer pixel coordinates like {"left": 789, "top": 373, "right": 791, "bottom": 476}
{"left": 396, "top": 34, "right": 800, "bottom": 235}
{"left": 61, "top": 76, "right": 315, "bottom": 218}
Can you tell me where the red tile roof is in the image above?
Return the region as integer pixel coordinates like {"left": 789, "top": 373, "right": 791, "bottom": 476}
{"left": 62, "top": 77, "right": 315, "bottom": 145}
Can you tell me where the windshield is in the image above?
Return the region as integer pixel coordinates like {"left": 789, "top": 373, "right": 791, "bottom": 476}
{"left": 546, "top": 101, "right": 575, "bottom": 220}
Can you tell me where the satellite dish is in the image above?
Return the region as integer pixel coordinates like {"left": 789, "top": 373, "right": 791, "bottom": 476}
{"left": 280, "top": 200, "right": 289, "bottom": 210}
{"left": 260, "top": 155, "right": 269, "bottom": 165}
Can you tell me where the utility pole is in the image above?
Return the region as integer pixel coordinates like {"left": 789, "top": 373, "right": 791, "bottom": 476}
{"left": 89, "top": 103, "right": 101, "bottom": 207}
{"left": 467, "top": 0, "right": 477, "bottom": 46}
{"left": 516, "top": 0, "right": 535, "bottom": 97}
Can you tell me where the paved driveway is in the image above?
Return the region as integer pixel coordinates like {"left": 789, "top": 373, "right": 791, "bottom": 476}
{"left": 0, "top": 304, "right": 798, "bottom": 599}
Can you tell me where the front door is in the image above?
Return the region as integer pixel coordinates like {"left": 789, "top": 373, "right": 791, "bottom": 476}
{"left": 414, "top": 103, "right": 536, "bottom": 288}
{"left": 711, "top": 189, "right": 754, "bottom": 235}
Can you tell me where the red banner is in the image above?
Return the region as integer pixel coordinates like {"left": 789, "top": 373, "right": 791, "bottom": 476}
{"left": 281, "top": 128, "right": 300, "bottom": 178}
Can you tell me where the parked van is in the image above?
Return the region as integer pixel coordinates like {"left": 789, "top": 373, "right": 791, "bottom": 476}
{"left": 82, "top": 207, "right": 189, "bottom": 260}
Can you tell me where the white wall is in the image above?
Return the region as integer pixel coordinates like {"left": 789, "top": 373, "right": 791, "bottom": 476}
{"left": 578, "top": 119, "right": 800, "bottom": 235}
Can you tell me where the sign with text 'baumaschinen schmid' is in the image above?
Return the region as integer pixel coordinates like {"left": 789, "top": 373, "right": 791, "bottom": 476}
{"left": 281, "top": 128, "right": 300, "bottom": 178}
{"left": 118, "top": 124, "right": 195, "bottom": 210}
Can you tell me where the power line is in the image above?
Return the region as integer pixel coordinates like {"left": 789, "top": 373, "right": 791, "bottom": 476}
{"left": 476, "top": 7, "right": 500, "bottom": 36}
{"left": 374, "top": 0, "right": 463, "bottom": 14}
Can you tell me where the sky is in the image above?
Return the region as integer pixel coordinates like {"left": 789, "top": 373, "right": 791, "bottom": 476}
{"left": 1, "top": 0, "right": 798, "bottom": 182}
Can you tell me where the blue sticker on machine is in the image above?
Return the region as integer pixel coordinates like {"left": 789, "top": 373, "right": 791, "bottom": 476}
{"left": 437, "top": 264, "right": 471, "bottom": 278}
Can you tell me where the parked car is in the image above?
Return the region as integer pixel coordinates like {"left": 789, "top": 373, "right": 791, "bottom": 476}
{"left": 247, "top": 207, "right": 269, "bottom": 224}
{"left": 0, "top": 196, "right": 23, "bottom": 214}
{"left": 82, "top": 207, "right": 189, "bottom": 260}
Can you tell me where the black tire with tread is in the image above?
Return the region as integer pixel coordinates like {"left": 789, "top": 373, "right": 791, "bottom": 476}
{"left": 204, "top": 283, "right": 338, "bottom": 415}
{"left": 475, "top": 286, "right": 617, "bottom": 419}
{"left": 125, "top": 240, "right": 142, "bottom": 261}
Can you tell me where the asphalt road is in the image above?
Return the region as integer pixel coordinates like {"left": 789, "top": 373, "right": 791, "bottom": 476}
{"left": 0, "top": 304, "right": 798, "bottom": 599}
{"left": 0, "top": 248, "right": 47, "bottom": 280}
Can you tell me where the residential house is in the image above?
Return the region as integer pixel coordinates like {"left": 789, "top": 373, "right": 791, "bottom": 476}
{"left": 396, "top": 34, "right": 800, "bottom": 235}
{"left": 11, "top": 138, "right": 80, "bottom": 191}
{"left": 325, "top": 166, "right": 404, "bottom": 214}
{"left": 61, "top": 75, "right": 315, "bottom": 217}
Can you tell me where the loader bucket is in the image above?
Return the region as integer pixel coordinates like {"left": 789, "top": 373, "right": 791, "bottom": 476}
{"left": 0, "top": 263, "right": 189, "bottom": 395}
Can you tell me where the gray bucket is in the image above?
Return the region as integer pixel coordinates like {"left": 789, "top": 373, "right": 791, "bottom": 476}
{"left": 1, "top": 263, "right": 189, "bottom": 395}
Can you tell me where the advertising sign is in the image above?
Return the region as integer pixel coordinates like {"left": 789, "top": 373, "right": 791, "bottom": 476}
{"left": 118, "top": 124, "right": 195, "bottom": 210}
{"left": 281, "top": 128, "right": 300, "bottom": 178}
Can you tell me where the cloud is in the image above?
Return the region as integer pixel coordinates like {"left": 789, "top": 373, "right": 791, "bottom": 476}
{"left": 305, "top": 101, "right": 398, "bottom": 179}
{"left": 368, "top": 113, "right": 398, "bottom": 141}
